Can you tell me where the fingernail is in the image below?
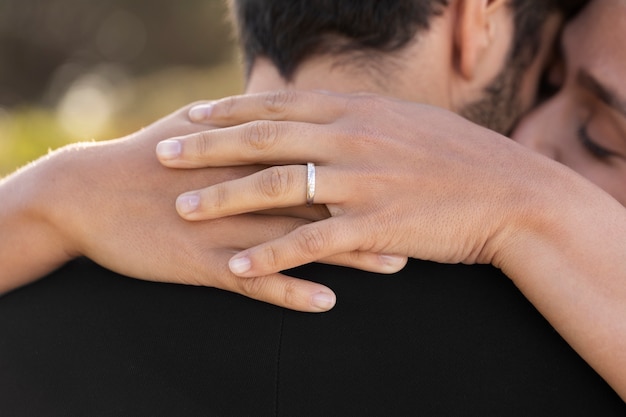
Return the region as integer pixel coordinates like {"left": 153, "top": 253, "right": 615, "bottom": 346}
{"left": 311, "top": 292, "right": 336, "bottom": 311}
{"left": 229, "top": 256, "right": 251, "bottom": 275}
{"left": 380, "top": 255, "right": 406, "bottom": 269}
{"left": 156, "top": 140, "right": 181, "bottom": 160}
{"left": 177, "top": 194, "right": 200, "bottom": 215}
{"left": 189, "top": 103, "right": 214, "bottom": 122}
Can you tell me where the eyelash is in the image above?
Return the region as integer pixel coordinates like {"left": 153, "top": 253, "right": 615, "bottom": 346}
{"left": 577, "top": 124, "right": 615, "bottom": 159}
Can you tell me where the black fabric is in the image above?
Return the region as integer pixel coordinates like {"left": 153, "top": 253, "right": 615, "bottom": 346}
{"left": 0, "top": 258, "right": 623, "bottom": 416}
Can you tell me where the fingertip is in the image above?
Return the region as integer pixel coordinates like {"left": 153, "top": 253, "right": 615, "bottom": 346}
{"left": 379, "top": 255, "right": 409, "bottom": 273}
{"left": 189, "top": 103, "right": 214, "bottom": 122}
{"left": 229, "top": 254, "right": 252, "bottom": 276}
{"left": 176, "top": 193, "right": 200, "bottom": 217}
{"left": 156, "top": 139, "right": 182, "bottom": 161}
{"left": 310, "top": 291, "right": 336, "bottom": 312}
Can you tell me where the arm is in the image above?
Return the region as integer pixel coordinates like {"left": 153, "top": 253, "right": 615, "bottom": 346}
{"left": 0, "top": 103, "right": 403, "bottom": 311}
{"left": 0, "top": 154, "right": 74, "bottom": 289}
{"left": 496, "top": 171, "right": 626, "bottom": 401}
{"left": 158, "top": 90, "right": 626, "bottom": 399}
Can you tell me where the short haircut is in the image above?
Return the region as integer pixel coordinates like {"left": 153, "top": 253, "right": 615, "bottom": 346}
{"left": 229, "top": 0, "right": 589, "bottom": 79}
{"left": 229, "top": 0, "right": 447, "bottom": 78}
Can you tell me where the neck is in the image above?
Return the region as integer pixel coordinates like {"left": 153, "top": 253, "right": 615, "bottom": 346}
{"left": 246, "top": 56, "right": 385, "bottom": 95}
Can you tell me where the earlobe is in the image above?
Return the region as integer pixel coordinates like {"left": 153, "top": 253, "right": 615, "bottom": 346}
{"left": 454, "top": 0, "right": 507, "bottom": 80}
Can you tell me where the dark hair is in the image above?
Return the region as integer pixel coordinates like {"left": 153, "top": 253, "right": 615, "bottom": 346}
{"left": 228, "top": 0, "right": 448, "bottom": 78}
{"left": 508, "top": 0, "right": 589, "bottom": 70}
{"left": 229, "top": 0, "right": 590, "bottom": 79}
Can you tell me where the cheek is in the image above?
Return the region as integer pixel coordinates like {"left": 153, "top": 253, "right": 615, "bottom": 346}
{"left": 512, "top": 97, "right": 626, "bottom": 206}
{"left": 512, "top": 97, "right": 575, "bottom": 161}
{"left": 511, "top": 108, "right": 561, "bottom": 159}
{"left": 539, "top": 141, "right": 626, "bottom": 207}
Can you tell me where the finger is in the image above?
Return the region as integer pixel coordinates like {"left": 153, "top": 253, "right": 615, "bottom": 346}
{"left": 320, "top": 251, "right": 408, "bottom": 274}
{"left": 227, "top": 218, "right": 362, "bottom": 278}
{"left": 236, "top": 214, "right": 406, "bottom": 274}
{"left": 157, "top": 120, "right": 330, "bottom": 168}
{"left": 170, "top": 215, "right": 338, "bottom": 312}
{"left": 176, "top": 165, "right": 346, "bottom": 220}
{"left": 188, "top": 90, "right": 348, "bottom": 126}
{"left": 203, "top": 250, "right": 337, "bottom": 312}
{"left": 194, "top": 213, "right": 407, "bottom": 274}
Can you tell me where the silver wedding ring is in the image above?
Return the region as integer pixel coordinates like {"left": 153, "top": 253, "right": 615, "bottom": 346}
{"left": 306, "top": 162, "right": 316, "bottom": 206}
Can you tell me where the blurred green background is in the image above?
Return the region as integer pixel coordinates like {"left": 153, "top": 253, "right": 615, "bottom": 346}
{"left": 0, "top": 0, "right": 243, "bottom": 175}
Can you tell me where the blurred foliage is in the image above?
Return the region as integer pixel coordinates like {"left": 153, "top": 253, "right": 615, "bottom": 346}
{"left": 0, "top": 0, "right": 244, "bottom": 176}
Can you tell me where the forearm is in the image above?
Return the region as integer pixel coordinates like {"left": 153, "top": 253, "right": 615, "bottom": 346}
{"left": 0, "top": 152, "right": 75, "bottom": 293}
{"left": 496, "top": 166, "right": 626, "bottom": 400}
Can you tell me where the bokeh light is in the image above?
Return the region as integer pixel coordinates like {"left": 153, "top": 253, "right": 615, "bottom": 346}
{"left": 0, "top": 0, "right": 242, "bottom": 175}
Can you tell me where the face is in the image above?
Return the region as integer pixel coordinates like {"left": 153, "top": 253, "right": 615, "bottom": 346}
{"left": 513, "top": 0, "right": 626, "bottom": 206}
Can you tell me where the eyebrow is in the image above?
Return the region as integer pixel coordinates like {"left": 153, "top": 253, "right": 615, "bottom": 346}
{"left": 578, "top": 69, "right": 626, "bottom": 119}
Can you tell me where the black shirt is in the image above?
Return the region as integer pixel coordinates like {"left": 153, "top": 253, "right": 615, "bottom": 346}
{"left": 0, "top": 258, "right": 623, "bottom": 416}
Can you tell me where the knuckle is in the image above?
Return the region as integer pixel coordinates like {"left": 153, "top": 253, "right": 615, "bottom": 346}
{"left": 295, "top": 226, "right": 326, "bottom": 257}
{"left": 264, "top": 90, "right": 297, "bottom": 114}
{"left": 216, "top": 95, "right": 237, "bottom": 118}
{"left": 354, "top": 123, "right": 383, "bottom": 146}
{"left": 237, "top": 275, "right": 266, "bottom": 298}
{"left": 281, "top": 279, "right": 300, "bottom": 307}
{"left": 259, "top": 245, "right": 280, "bottom": 271}
{"left": 333, "top": 125, "right": 376, "bottom": 157}
{"left": 344, "top": 250, "right": 365, "bottom": 265}
{"left": 288, "top": 218, "right": 310, "bottom": 233}
{"left": 194, "top": 130, "right": 214, "bottom": 158}
{"left": 243, "top": 120, "right": 279, "bottom": 151}
{"left": 258, "top": 166, "right": 293, "bottom": 199}
{"left": 207, "top": 183, "right": 229, "bottom": 214}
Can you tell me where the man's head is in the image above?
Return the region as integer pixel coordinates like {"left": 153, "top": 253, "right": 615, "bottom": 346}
{"left": 229, "top": 0, "right": 588, "bottom": 133}
{"left": 229, "top": 0, "right": 447, "bottom": 79}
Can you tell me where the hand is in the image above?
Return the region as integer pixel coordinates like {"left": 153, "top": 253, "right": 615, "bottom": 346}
{"left": 160, "top": 92, "right": 626, "bottom": 401}
{"left": 3, "top": 103, "right": 404, "bottom": 312}
{"left": 157, "top": 91, "right": 559, "bottom": 277}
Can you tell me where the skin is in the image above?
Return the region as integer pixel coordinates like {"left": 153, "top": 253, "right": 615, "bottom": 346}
{"left": 157, "top": 0, "right": 626, "bottom": 400}
{"left": 158, "top": 0, "right": 559, "bottom": 282}
{"left": 1, "top": 104, "right": 405, "bottom": 312}
{"left": 512, "top": 0, "right": 626, "bottom": 206}
{"left": 0, "top": 0, "right": 521, "bottom": 311}
{"left": 1, "top": 0, "right": 623, "bottom": 403}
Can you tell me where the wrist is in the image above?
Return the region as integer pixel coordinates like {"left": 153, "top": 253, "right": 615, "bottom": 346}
{"left": 40, "top": 144, "right": 94, "bottom": 260}
{"left": 485, "top": 150, "right": 583, "bottom": 273}
{"left": 0, "top": 148, "right": 78, "bottom": 291}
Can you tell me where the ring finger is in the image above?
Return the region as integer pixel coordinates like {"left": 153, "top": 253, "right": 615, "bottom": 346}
{"left": 176, "top": 164, "right": 346, "bottom": 220}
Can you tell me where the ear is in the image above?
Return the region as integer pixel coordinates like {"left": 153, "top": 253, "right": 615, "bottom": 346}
{"left": 454, "top": 0, "right": 508, "bottom": 80}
